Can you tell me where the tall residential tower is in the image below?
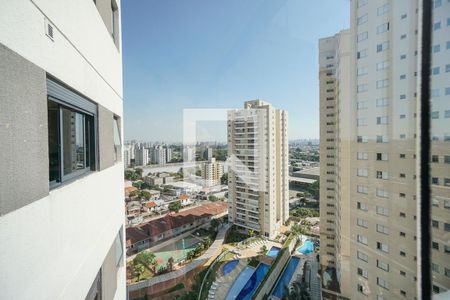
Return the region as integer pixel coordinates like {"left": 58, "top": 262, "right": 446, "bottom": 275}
{"left": 227, "top": 100, "right": 289, "bottom": 238}
{"left": 320, "top": 1, "right": 450, "bottom": 299}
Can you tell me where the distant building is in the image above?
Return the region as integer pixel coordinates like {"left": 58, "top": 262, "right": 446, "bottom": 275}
{"left": 201, "top": 158, "right": 224, "bottom": 187}
{"left": 145, "top": 173, "right": 174, "bottom": 186}
{"left": 203, "top": 147, "right": 213, "bottom": 161}
{"left": 228, "top": 100, "right": 289, "bottom": 238}
{"left": 135, "top": 146, "right": 149, "bottom": 166}
{"left": 126, "top": 202, "right": 228, "bottom": 254}
{"left": 183, "top": 146, "right": 196, "bottom": 162}
{"left": 166, "top": 147, "right": 173, "bottom": 163}
{"left": 124, "top": 145, "right": 132, "bottom": 167}
{"left": 151, "top": 145, "right": 166, "bottom": 165}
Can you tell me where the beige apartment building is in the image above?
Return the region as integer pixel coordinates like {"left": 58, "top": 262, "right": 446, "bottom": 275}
{"left": 320, "top": 1, "right": 450, "bottom": 299}
{"left": 201, "top": 157, "right": 224, "bottom": 187}
{"left": 227, "top": 100, "right": 289, "bottom": 238}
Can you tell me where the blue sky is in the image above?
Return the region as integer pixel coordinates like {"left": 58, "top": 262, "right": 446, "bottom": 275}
{"left": 122, "top": 0, "right": 349, "bottom": 142}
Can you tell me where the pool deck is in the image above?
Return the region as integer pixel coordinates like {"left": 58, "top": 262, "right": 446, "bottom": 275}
{"left": 208, "top": 239, "right": 283, "bottom": 300}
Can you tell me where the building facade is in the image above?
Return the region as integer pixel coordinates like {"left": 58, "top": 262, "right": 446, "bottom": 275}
{"left": 0, "top": 0, "right": 125, "bottom": 299}
{"left": 320, "top": 1, "right": 450, "bottom": 299}
{"left": 227, "top": 100, "right": 289, "bottom": 238}
{"left": 201, "top": 157, "right": 224, "bottom": 187}
{"left": 134, "top": 145, "right": 149, "bottom": 166}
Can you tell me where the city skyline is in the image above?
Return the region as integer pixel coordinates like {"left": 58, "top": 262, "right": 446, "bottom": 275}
{"left": 122, "top": 0, "right": 349, "bottom": 141}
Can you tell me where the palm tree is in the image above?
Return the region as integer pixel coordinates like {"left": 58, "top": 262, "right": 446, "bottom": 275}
{"left": 132, "top": 262, "right": 145, "bottom": 281}
{"left": 167, "top": 256, "right": 175, "bottom": 271}
{"left": 133, "top": 251, "right": 156, "bottom": 273}
{"left": 260, "top": 245, "right": 268, "bottom": 254}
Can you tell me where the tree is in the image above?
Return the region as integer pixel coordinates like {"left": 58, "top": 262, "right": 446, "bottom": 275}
{"left": 260, "top": 245, "right": 268, "bottom": 254}
{"left": 186, "top": 250, "right": 195, "bottom": 261}
{"left": 208, "top": 195, "right": 218, "bottom": 202}
{"left": 133, "top": 251, "right": 156, "bottom": 272}
{"left": 132, "top": 262, "right": 145, "bottom": 281}
{"left": 195, "top": 169, "right": 202, "bottom": 176}
{"left": 132, "top": 181, "right": 143, "bottom": 189}
{"left": 135, "top": 168, "right": 143, "bottom": 178}
{"left": 140, "top": 190, "right": 151, "bottom": 200}
{"left": 248, "top": 229, "right": 255, "bottom": 237}
{"left": 168, "top": 201, "right": 182, "bottom": 213}
{"left": 167, "top": 257, "right": 175, "bottom": 272}
{"left": 210, "top": 218, "right": 220, "bottom": 229}
{"left": 220, "top": 173, "right": 228, "bottom": 185}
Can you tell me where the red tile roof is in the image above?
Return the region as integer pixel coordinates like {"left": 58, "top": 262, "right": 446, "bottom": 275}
{"left": 179, "top": 194, "right": 189, "bottom": 200}
{"left": 126, "top": 227, "right": 149, "bottom": 247}
{"left": 127, "top": 202, "right": 227, "bottom": 246}
{"left": 125, "top": 186, "right": 138, "bottom": 196}
{"left": 145, "top": 201, "right": 157, "bottom": 208}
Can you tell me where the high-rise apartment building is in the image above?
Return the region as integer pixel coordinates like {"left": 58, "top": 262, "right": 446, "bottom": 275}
{"left": 201, "top": 158, "right": 224, "bottom": 187}
{"left": 203, "top": 146, "right": 213, "bottom": 161}
{"left": 135, "top": 146, "right": 149, "bottom": 166}
{"left": 151, "top": 145, "right": 167, "bottom": 165}
{"left": 320, "top": 1, "right": 450, "bottom": 299}
{"left": 227, "top": 100, "right": 289, "bottom": 238}
{"left": 166, "top": 147, "right": 173, "bottom": 163}
{"left": 0, "top": 1, "right": 125, "bottom": 299}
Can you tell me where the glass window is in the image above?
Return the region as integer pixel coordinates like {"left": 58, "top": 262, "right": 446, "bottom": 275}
{"left": 357, "top": 31, "right": 368, "bottom": 42}
{"left": 434, "top": 21, "right": 441, "bottom": 30}
{"left": 48, "top": 100, "right": 95, "bottom": 186}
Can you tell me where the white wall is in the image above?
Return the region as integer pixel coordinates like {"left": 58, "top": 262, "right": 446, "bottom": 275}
{"left": 0, "top": 0, "right": 125, "bottom": 299}
{"left": 0, "top": 0, "right": 123, "bottom": 115}
{"left": 0, "top": 164, "right": 125, "bottom": 300}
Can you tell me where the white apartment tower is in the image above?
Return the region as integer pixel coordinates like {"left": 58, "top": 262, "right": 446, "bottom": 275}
{"left": 0, "top": 1, "right": 125, "bottom": 299}
{"left": 227, "top": 100, "right": 289, "bottom": 238}
{"left": 135, "top": 146, "right": 149, "bottom": 166}
{"left": 320, "top": 1, "right": 450, "bottom": 299}
{"left": 201, "top": 158, "right": 224, "bottom": 187}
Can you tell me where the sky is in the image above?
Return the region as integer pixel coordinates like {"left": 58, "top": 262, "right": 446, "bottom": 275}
{"left": 122, "top": 0, "right": 349, "bottom": 142}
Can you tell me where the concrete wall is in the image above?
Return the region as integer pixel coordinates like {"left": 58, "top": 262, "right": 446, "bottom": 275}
{"left": 0, "top": 43, "right": 48, "bottom": 216}
{"left": 102, "top": 235, "right": 120, "bottom": 300}
{"left": 0, "top": 0, "right": 125, "bottom": 299}
{"left": 99, "top": 104, "right": 115, "bottom": 170}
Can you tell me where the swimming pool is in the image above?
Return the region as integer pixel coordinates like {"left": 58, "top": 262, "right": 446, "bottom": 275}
{"left": 223, "top": 259, "right": 239, "bottom": 275}
{"left": 271, "top": 256, "right": 301, "bottom": 298}
{"left": 297, "top": 240, "right": 314, "bottom": 255}
{"left": 266, "top": 246, "right": 281, "bottom": 258}
{"left": 235, "top": 263, "right": 270, "bottom": 300}
{"left": 225, "top": 266, "right": 255, "bottom": 300}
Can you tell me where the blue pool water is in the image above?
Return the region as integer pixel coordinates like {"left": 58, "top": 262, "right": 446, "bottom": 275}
{"left": 297, "top": 240, "right": 314, "bottom": 255}
{"left": 223, "top": 260, "right": 239, "bottom": 275}
{"left": 271, "top": 257, "right": 301, "bottom": 298}
{"left": 225, "top": 266, "right": 255, "bottom": 300}
{"left": 236, "top": 263, "right": 270, "bottom": 300}
{"left": 266, "top": 246, "right": 281, "bottom": 258}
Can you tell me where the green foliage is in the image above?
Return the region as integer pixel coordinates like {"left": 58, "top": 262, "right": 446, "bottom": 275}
{"left": 133, "top": 251, "right": 156, "bottom": 272}
{"left": 195, "top": 169, "right": 202, "bottom": 176}
{"left": 248, "top": 257, "right": 260, "bottom": 268}
{"left": 210, "top": 218, "right": 220, "bottom": 229}
{"left": 302, "top": 181, "right": 319, "bottom": 200}
{"left": 214, "top": 149, "right": 227, "bottom": 161}
{"left": 135, "top": 168, "right": 143, "bottom": 178}
{"left": 167, "top": 257, "right": 175, "bottom": 271}
{"left": 125, "top": 169, "right": 141, "bottom": 181}
{"left": 220, "top": 172, "right": 228, "bottom": 185}
{"left": 168, "top": 201, "right": 182, "bottom": 212}
{"left": 132, "top": 181, "right": 143, "bottom": 189}
{"left": 208, "top": 195, "right": 219, "bottom": 202}
{"left": 290, "top": 208, "right": 319, "bottom": 218}
{"left": 260, "top": 245, "right": 268, "bottom": 254}
{"left": 224, "top": 226, "right": 248, "bottom": 243}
